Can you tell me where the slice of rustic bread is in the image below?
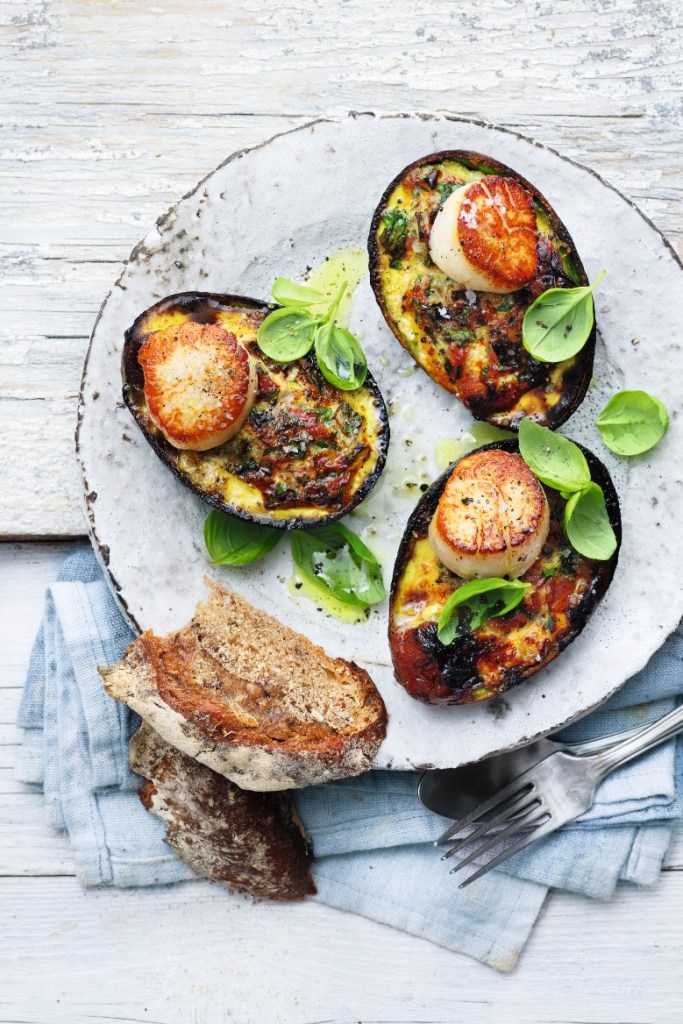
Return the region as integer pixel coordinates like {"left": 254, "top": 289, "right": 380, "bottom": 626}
{"left": 100, "top": 579, "right": 387, "bottom": 791}
{"left": 129, "top": 721, "right": 315, "bottom": 901}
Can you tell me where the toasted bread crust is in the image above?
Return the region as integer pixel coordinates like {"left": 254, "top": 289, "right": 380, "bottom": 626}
{"left": 100, "top": 580, "right": 387, "bottom": 791}
{"left": 130, "top": 722, "right": 315, "bottom": 901}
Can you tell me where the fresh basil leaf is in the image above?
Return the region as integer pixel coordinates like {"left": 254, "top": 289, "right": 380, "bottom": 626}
{"left": 437, "top": 577, "right": 530, "bottom": 646}
{"left": 290, "top": 523, "right": 385, "bottom": 607}
{"left": 257, "top": 308, "right": 316, "bottom": 362}
{"left": 262, "top": 274, "right": 370, "bottom": 394}
{"left": 518, "top": 418, "right": 591, "bottom": 493}
{"left": 314, "top": 321, "right": 367, "bottom": 391}
{"left": 595, "top": 389, "right": 669, "bottom": 456}
{"left": 563, "top": 482, "right": 617, "bottom": 561}
{"left": 204, "top": 511, "right": 282, "bottom": 565}
{"left": 522, "top": 270, "right": 605, "bottom": 363}
{"left": 271, "top": 277, "right": 326, "bottom": 308}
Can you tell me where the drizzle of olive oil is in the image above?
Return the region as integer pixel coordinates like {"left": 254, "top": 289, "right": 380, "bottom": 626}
{"left": 397, "top": 362, "right": 418, "bottom": 378}
{"left": 435, "top": 424, "right": 515, "bottom": 469}
{"left": 391, "top": 474, "right": 432, "bottom": 499}
{"left": 306, "top": 246, "right": 368, "bottom": 328}
{"left": 285, "top": 572, "right": 368, "bottom": 624}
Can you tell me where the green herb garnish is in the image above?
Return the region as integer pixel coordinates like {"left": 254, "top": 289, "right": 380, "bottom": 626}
{"left": 256, "top": 277, "right": 368, "bottom": 391}
{"left": 271, "top": 277, "right": 326, "bottom": 307}
{"left": 203, "top": 511, "right": 282, "bottom": 565}
{"left": 379, "top": 207, "right": 410, "bottom": 262}
{"left": 314, "top": 320, "right": 367, "bottom": 391}
{"left": 290, "top": 523, "right": 385, "bottom": 608}
{"left": 437, "top": 578, "right": 531, "bottom": 645}
{"left": 256, "top": 308, "right": 317, "bottom": 362}
{"left": 518, "top": 418, "right": 617, "bottom": 561}
{"left": 517, "top": 418, "right": 591, "bottom": 493}
{"left": 522, "top": 270, "right": 605, "bottom": 363}
{"left": 563, "top": 483, "right": 617, "bottom": 561}
{"left": 595, "top": 389, "right": 669, "bottom": 456}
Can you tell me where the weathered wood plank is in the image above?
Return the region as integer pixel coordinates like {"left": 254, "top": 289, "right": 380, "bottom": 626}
{"left": 2, "top": 0, "right": 682, "bottom": 536}
{"left": 1, "top": 873, "right": 683, "bottom": 1023}
{"left": 3, "top": 0, "right": 681, "bottom": 120}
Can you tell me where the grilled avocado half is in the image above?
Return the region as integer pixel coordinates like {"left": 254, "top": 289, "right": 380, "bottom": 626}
{"left": 122, "top": 292, "right": 389, "bottom": 528}
{"left": 389, "top": 439, "right": 620, "bottom": 706}
{"left": 369, "top": 151, "right": 595, "bottom": 429}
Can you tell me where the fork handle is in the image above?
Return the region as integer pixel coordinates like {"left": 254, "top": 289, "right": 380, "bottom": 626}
{"left": 592, "top": 702, "right": 683, "bottom": 778}
{"left": 559, "top": 723, "right": 648, "bottom": 756}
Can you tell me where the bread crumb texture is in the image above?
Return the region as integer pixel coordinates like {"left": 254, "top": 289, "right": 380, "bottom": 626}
{"left": 100, "top": 580, "right": 387, "bottom": 791}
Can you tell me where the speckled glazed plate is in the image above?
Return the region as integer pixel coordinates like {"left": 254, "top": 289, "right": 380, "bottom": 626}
{"left": 77, "top": 114, "right": 683, "bottom": 770}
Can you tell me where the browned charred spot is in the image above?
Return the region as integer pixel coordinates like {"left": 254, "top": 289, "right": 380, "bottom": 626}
{"left": 139, "top": 780, "right": 157, "bottom": 810}
{"left": 390, "top": 624, "right": 455, "bottom": 704}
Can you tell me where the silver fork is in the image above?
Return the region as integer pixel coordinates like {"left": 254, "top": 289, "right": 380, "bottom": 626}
{"left": 437, "top": 702, "right": 683, "bottom": 888}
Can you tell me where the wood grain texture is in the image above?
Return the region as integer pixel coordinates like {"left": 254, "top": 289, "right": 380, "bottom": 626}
{"left": 2, "top": 873, "right": 683, "bottom": 1023}
{"left": 1, "top": 0, "right": 682, "bottom": 536}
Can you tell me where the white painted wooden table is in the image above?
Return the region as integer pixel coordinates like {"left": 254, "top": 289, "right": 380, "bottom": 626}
{"left": 2, "top": 2, "right": 683, "bottom": 1021}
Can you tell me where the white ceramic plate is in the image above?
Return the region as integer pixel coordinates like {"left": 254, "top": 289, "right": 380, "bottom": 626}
{"left": 77, "top": 113, "right": 683, "bottom": 770}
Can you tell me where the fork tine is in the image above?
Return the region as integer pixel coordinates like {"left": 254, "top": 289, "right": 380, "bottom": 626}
{"left": 435, "top": 780, "right": 535, "bottom": 846}
{"left": 457, "top": 814, "right": 560, "bottom": 888}
{"left": 441, "top": 789, "right": 541, "bottom": 860}
{"left": 449, "top": 804, "right": 547, "bottom": 874}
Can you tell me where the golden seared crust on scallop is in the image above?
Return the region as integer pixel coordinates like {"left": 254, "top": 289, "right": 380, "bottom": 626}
{"left": 428, "top": 448, "right": 549, "bottom": 579}
{"left": 138, "top": 322, "right": 256, "bottom": 451}
{"left": 457, "top": 176, "right": 538, "bottom": 292}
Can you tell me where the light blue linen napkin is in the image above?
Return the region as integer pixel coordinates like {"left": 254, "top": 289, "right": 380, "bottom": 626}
{"left": 16, "top": 543, "right": 683, "bottom": 972}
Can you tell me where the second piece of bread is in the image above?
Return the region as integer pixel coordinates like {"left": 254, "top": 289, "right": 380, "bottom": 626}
{"left": 130, "top": 721, "right": 316, "bottom": 900}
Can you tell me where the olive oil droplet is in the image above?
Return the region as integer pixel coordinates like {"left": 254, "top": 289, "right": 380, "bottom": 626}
{"left": 306, "top": 247, "right": 368, "bottom": 328}
{"left": 285, "top": 573, "right": 368, "bottom": 624}
{"left": 435, "top": 424, "right": 515, "bottom": 469}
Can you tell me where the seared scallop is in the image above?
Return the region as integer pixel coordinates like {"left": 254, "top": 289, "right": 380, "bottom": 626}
{"left": 428, "top": 175, "right": 539, "bottom": 294}
{"left": 138, "top": 322, "right": 257, "bottom": 451}
{"left": 428, "top": 449, "right": 550, "bottom": 579}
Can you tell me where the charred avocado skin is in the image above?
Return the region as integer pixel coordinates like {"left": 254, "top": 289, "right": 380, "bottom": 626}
{"left": 389, "top": 439, "right": 621, "bottom": 706}
{"left": 368, "top": 151, "right": 595, "bottom": 430}
{"left": 122, "top": 291, "right": 389, "bottom": 529}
